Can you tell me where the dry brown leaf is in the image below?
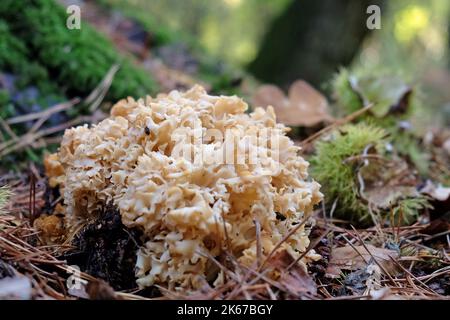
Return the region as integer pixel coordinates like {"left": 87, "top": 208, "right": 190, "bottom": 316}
{"left": 268, "top": 250, "right": 317, "bottom": 297}
{"left": 420, "top": 180, "right": 450, "bottom": 202}
{"left": 33, "top": 214, "right": 65, "bottom": 245}
{"left": 326, "top": 244, "right": 399, "bottom": 278}
{"left": 422, "top": 218, "right": 450, "bottom": 235}
{"left": 86, "top": 279, "right": 118, "bottom": 300}
{"left": 252, "top": 80, "right": 332, "bottom": 127}
{"left": 365, "top": 186, "right": 419, "bottom": 209}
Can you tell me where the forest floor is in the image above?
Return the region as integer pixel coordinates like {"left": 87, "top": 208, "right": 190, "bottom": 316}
{"left": 0, "top": 153, "right": 449, "bottom": 300}
{"left": 0, "top": 0, "right": 449, "bottom": 300}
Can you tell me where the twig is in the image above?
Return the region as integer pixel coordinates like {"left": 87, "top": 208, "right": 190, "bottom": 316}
{"left": 300, "top": 103, "right": 374, "bottom": 147}
{"left": 6, "top": 99, "right": 80, "bottom": 125}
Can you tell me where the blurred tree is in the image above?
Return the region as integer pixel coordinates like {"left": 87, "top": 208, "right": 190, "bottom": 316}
{"left": 248, "top": 0, "right": 384, "bottom": 88}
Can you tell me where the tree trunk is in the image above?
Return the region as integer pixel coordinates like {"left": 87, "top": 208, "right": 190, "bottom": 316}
{"left": 247, "top": 0, "right": 384, "bottom": 88}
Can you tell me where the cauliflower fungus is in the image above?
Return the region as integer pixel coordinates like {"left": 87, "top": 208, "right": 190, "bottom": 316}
{"left": 45, "top": 85, "right": 323, "bottom": 290}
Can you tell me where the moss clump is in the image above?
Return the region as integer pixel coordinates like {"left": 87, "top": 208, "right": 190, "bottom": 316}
{"left": 331, "top": 68, "right": 362, "bottom": 115}
{"left": 0, "top": 19, "right": 60, "bottom": 95}
{"left": 310, "top": 122, "right": 432, "bottom": 225}
{"left": 391, "top": 197, "right": 432, "bottom": 226}
{"left": 331, "top": 69, "right": 429, "bottom": 176}
{"left": 0, "top": 0, "right": 159, "bottom": 101}
{"left": 310, "top": 123, "right": 387, "bottom": 222}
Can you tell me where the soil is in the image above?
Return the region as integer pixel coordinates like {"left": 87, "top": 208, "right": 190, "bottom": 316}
{"left": 63, "top": 203, "right": 143, "bottom": 291}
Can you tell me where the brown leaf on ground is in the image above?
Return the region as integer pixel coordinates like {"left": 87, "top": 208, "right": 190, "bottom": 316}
{"left": 253, "top": 80, "right": 333, "bottom": 127}
{"left": 420, "top": 180, "right": 450, "bottom": 202}
{"left": 365, "top": 186, "right": 419, "bottom": 210}
{"left": 33, "top": 214, "right": 65, "bottom": 245}
{"left": 86, "top": 279, "right": 118, "bottom": 300}
{"left": 326, "top": 244, "right": 399, "bottom": 278}
{"left": 268, "top": 250, "right": 317, "bottom": 297}
{"left": 422, "top": 218, "right": 450, "bottom": 236}
{"left": 359, "top": 156, "right": 421, "bottom": 210}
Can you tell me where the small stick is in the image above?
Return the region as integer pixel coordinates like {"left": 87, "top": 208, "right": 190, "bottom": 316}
{"left": 29, "top": 170, "right": 36, "bottom": 224}
{"left": 300, "top": 103, "right": 374, "bottom": 147}
{"left": 6, "top": 99, "right": 80, "bottom": 125}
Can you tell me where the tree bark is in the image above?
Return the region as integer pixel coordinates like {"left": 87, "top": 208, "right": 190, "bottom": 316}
{"left": 248, "top": 0, "right": 384, "bottom": 88}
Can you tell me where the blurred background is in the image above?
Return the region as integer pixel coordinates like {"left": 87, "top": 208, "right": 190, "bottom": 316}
{"left": 0, "top": 0, "right": 450, "bottom": 167}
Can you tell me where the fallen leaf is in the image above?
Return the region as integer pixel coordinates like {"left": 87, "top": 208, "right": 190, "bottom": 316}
{"left": 268, "top": 250, "right": 317, "bottom": 297}
{"left": 0, "top": 276, "right": 32, "bottom": 300}
{"left": 422, "top": 218, "right": 450, "bottom": 236}
{"left": 348, "top": 74, "right": 412, "bottom": 118}
{"left": 86, "top": 279, "right": 118, "bottom": 300}
{"left": 365, "top": 186, "right": 419, "bottom": 210}
{"left": 420, "top": 180, "right": 450, "bottom": 202}
{"left": 252, "top": 84, "right": 287, "bottom": 111}
{"left": 443, "top": 138, "right": 450, "bottom": 156}
{"left": 33, "top": 214, "right": 65, "bottom": 244}
{"left": 358, "top": 156, "right": 421, "bottom": 211}
{"left": 326, "top": 244, "right": 399, "bottom": 278}
{"left": 253, "top": 80, "right": 332, "bottom": 127}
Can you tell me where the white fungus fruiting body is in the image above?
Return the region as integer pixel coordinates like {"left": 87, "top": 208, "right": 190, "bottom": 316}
{"left": 46, "top": 86, "right": 322, "bottom": 290}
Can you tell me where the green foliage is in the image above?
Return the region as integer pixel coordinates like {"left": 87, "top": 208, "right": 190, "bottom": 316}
{"left": 332, "top": 68, "right": 415, "bottom": 118}
{"left": 331, "top": 69, "right": 430, "bottom": 176}
{"left": 310, "top": 123, "right": 387, "bottom": 221}
{"left": 0, "top": 19, "right": 59, "bottom": 94}
{"left": 391, "top": 196, "right": 432, "bottom": 225}
{"left": 331, "top": 68, "right": 362, "bottom": 115}
{"left": 310, "top": 120, "right": 432, "bottom": 225}
{"left": 0, "top": 0, "right": 159, "bottom": 101}
{"left": 390, "top": 128, "right": 430, "bottom": 175}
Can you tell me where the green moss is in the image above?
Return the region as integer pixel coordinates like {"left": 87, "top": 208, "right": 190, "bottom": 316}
{"left": 310, "top": 123, "right": 387, "bottom": 222}
{"left": 0, "top": 19, "right": 59, "bottom": 95}
{"left": 0, "top": 0, "right": 159, "bottom": 101}
{"left": 310, "top": 121, "right": 432, "bottom": 225}
{"left": 331, "top": 69, "right": 430, "bottom": 176}
{"left": 391, "top": 197, "right": 432, "bottom": 225}
{"left": 0, "top": 89, "right": 10, "bottom": 106}
{"left": 331, "top": 68, "right": 362, "bottom": 115}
